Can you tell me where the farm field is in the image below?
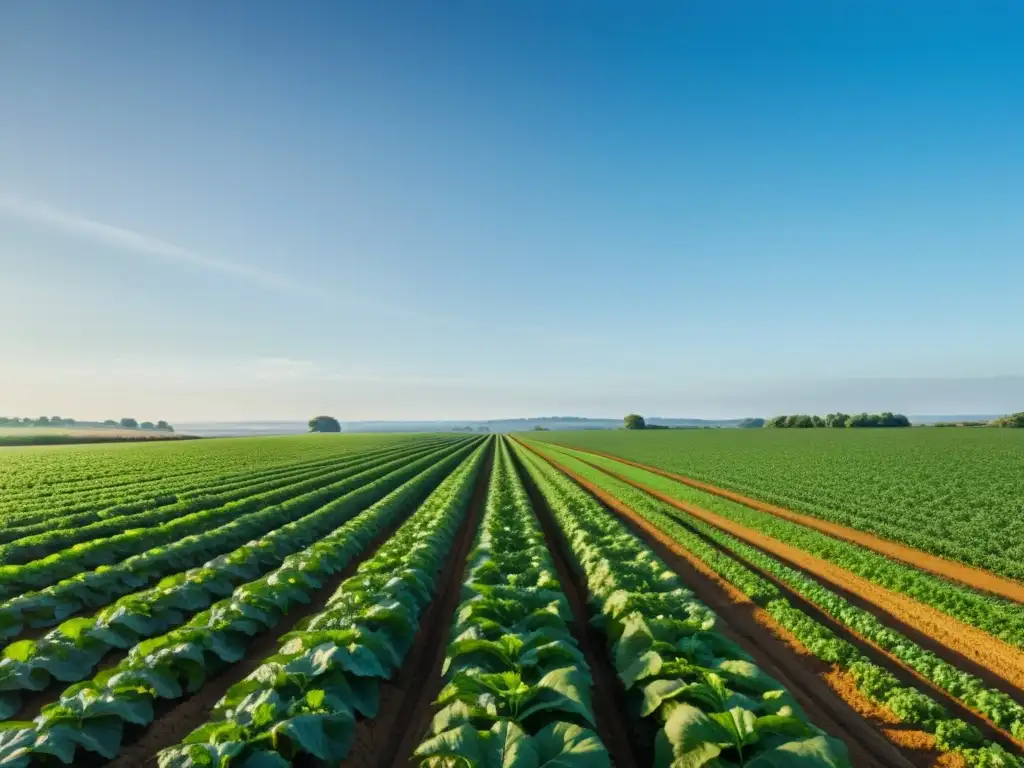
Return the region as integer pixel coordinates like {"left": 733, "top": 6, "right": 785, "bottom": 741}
{"left": 0, "top": 427, "right": 195, "bottom": 447}
{"left": 529, "top": 428, "right": 1024, "bottom": 583}
{"left": 0, "top": 434, "right": 1018, "bottom": 767}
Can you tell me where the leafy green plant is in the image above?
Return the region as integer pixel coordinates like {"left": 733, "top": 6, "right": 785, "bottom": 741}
{"left": 513, "top": 440, "right": 851, "bottom": 767}
{"left": 155, "top": 441, "right": 490, "bottom": 767}
{"left": 0, "top": 444, "right": 480, "bottom": 765}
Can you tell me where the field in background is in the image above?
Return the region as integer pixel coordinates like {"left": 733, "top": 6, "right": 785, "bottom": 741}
{"left": 0, "top": 426, "right": 195, "bottom": 446}
{"left": 530, "top": 427, "right": 1024, "bottom": 580}
{"left": 0, "top": 433, "right": 1018, "bottom": 767}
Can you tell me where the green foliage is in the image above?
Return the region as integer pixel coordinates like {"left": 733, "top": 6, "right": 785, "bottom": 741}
{"left": 513, "top": 441, "right": 851, "bottom": 768}
{"left": 308, "top": 415, "right": 342, "bottom": 433}
{"left": 525, "top": 442, "right": 1024, "bottom": 767}
{"left": 624, "top": 414, "right": 646, "bottom": 430}
{"left": 992, "top": 412, "right": 1024, "bottom": 428}
{"left": 0, "top": 442, "right": 485, "bottom": 765}
{"left": 529, "top": 428, "right": 1024, "bottom": 581}
{"left": 765, "top": 412, "right": 909, "bottom": 428}
{"left": 413, "top": 440, "right": 608, "bottom": 767}
{"left": 154, "top": 442, "right": 489, "bottom": 767}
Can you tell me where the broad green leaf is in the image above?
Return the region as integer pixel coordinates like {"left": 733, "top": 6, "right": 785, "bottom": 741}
{"left": 619, "top": 651, "right": 662, "bottom": 689}
{"left": 744, "top": 735, "right": 853, "bottom": 767}
{"left": 532, "top": 722, "right": 610, "bottom": 768}
{"left": 654, "top": 704, "right": 729, "bottom": 768}
{"left": 479, "top": 720, "right": 537, "bottom": 768}
{"left": 415, "top": 723, "right": 482, "bottom": 765}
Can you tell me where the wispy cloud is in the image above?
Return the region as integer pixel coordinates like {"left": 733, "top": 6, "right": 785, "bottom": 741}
{"left": 0, "top": 192, "right": 317, "bottom": 296}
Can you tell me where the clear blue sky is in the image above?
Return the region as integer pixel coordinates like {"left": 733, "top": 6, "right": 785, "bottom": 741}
{"left": 3, "top": 2, "right": 1023, "bottom": 421}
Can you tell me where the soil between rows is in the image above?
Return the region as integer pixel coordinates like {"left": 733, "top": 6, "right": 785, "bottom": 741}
{"left": 509, "top": 445, "right": 641, "bottom": 768}
{"left": 513, "top": 439, "right": 932, "bottom": 768}
{"left": 563, "top": 451, "right": 1024, "bottom": 698}
{"left": 105, "top": 498, "right": 430, "bottom": 768}
{"left": 562, "top": 445, "right": 1024, "bottom": 605}
{"left": 341, "top": 439, "right": 495, "bottom": 768}
{"left": 564, "top": 457, "right": 1024, "bottom": 752}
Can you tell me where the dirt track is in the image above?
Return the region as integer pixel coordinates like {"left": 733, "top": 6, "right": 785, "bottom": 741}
{"left": 561, "top": 445, "right": 1024, "bottom": 604}
{"left": 512, "top": 440, "right": 930, "bottom": 768}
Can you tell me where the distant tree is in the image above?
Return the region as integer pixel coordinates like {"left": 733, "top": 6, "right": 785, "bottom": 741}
{"left": 624, "top": 414, "right": 646, "bottom": 430}
{"left": 764, "top": 415, "right": 788, "bottom": 428}
{"left": 993, "top": 412, "right": 1024, "bottom": 428}
{"left": 825, "top": 412, "right": 850, "bottom": 428}
{"left": 737, "top": 418, "right": 765, "bottom": 429}
{"left": 308, "top": 415, "right": 342, "bottom": 433}
{"left": 140, "top": 421, "right": 155, "bottom": 430}
{"left": 120, "top": 418, "right": 139, "bottom": 429}
{"left": 811, "top": 415, "right": 825, "bottom": 428}
{"left": 532, "top": 425, "right": 550, "bottom": 431}
{"left": 103, "top": 419, "right": 118, "bottom": 426}
{"left": 785, "top": 414, "right": 815, "bottom": 428}
{"left": 35, "top": 416, "right": 50, "bottom": 426}
{"left": 156, "top": 420, "right": 174, "bottom": 432}
{"left": 477, "top": 426, "right": 491, "bottom": 433}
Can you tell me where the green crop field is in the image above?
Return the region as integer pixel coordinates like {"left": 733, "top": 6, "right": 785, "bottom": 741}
{"left": 529, "top": 427, "right": 1024, "bottom": 581}
{"left": 0, "top": 433, "right": 1018, "bottom": 768}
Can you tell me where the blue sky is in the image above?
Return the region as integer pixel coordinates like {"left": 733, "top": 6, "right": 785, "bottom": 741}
{"left": 3, "top": 2, "right": 1023, "bottom": 421}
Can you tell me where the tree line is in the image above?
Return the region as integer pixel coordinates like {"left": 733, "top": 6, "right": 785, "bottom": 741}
{"left": 764, "top": 412, "right": 911, "bottom": 428}
{"left": 0, "top": 416, "right": 174, "bottom": 432}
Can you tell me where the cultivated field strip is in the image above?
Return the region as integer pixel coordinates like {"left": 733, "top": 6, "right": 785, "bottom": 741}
{"left": 510, "top": 440, "right": 856, "bottom": 767}
{"left": 0, "top": 440, "right": 484, "bottom": 766}
{"left": 517, "top": 440, "right": 1024, "bottom": 767}
{"left": 0, "top": 440, "right": 457, "bottom": 605}
{"left": 0, "top": 431, "right": 1020, "bottom": 768}
{"left": 0, "top": 439, "right": 450, "bottom": 555}
{"left": 0, "top": 441, "right": 481, "bottom": 720}
{"left": 0, "top": 440, "right": 467, "bottom": 643}
{"left": 534, "top": 430, "right": 1024, "bottom": 582}
{"left": 149, "top": 440, "right": 490, "bottom": 767}
{"left": 0, "top": 435, "right": 450, "bottom": 524}
{"left": 535, "top": 443, "right": 1024, "bottom": 651}
{"left": 403, "top": 439, "right": 613, "bottom": 768}
{"left": 0, "top": 438, "right": 453, "bottom": 536}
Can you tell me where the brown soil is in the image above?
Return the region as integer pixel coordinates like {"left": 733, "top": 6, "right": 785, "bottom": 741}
{"left": 514, "top": 439, "right": 942, "bottom": 768}
{"left": 107, "top": 502, "right": 423, "bottom": 768}
{"left": 509, "top": 447, "right": 642, "bottom": 768}
{"left": 562, "top": 445, "right": 1024, "bottom": 604}
{"left": 342, "top": 440, "right": 494, "bottom": 768}
{"left": 562, "top": 452, "right": 1024, "bottom": 697}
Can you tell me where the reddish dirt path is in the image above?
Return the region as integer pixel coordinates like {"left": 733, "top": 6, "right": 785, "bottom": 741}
{"left": 552, "top": 444, "right": 1024, "bottom": 604}
{"left": 512, "top": 440, "right": 935, "bottom": 768}
{"left": 541, "top": 445, "right": 1024, "bottom": 696}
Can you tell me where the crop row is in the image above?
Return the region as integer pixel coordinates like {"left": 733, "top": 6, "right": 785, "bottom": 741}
{"left": 155, "top": 439, "right": 489, "bottom": 766}
{"left": 0, "top": 440, "right": 456, "bottom": 611}
{"left": 412, "top": 438, "right": 609, "bottom": 768}
{"left": 0, "top": 441, "right": 483, "bottom": 765}
{"left": 0, "top": 438, "right": 450, "bottom": 539}
{"left": 529, "top": 444, "right": 1023, "bottom": 767}
{"left": 538, "top": 443, "right": 1024, "bottom": 650}
{"left": 512, "top": 440, "right": 853, "bottom": 767}
{"left": 0, "top": 439, "right": 450, "bottom": 569}
{"left": 0, "top": 440, "right": 479, "bottom": 718}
